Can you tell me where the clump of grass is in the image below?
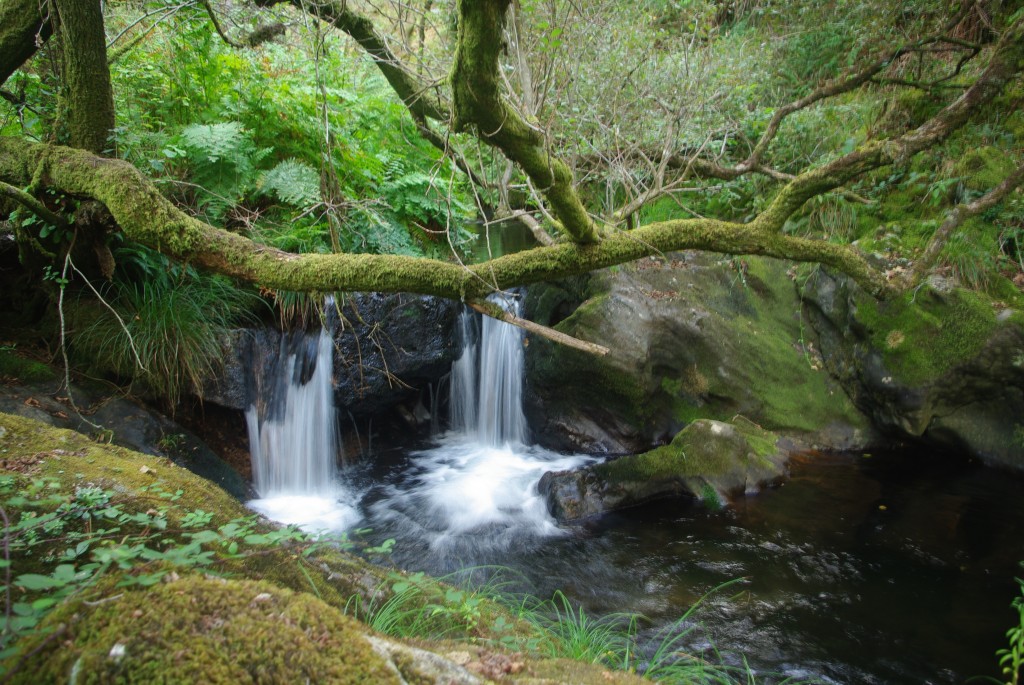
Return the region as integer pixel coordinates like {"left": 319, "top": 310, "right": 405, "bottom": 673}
{"left": 72, "top": 270, "right": 260, "bottom": 407}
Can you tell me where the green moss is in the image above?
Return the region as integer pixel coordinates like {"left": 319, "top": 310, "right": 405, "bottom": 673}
{"left": 0, "top": 350, "right": 56, "bottom": 382}
{"left": 1007, "top": 109, "right": 1024, "bottom": 143}
{"left": 855, "top": 285, "right": 1000, "bottom": 385}
{"left": 734, "top": 258, "right": 866, "bottom": 433}
{"left": 594, "top": 419, "right": 779, "bottom": 483}
{"left": 956, "top": 145, "right": 1017, "bottom": 191}
{"left": 8, "top": 575, "right": 399, "bottom": 685}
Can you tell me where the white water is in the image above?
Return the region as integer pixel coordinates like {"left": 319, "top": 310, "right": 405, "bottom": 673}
{"left": 245, "top": 306, "right": 360, "bottom": 532}
{"left": 247, "top": 292, "right": 586, "bottom": 548}
{"left": 449, "top": 296, "right": 529, "bottom": 446}
{"left": 366, "top": 293, "right": 589, "bottom": 565}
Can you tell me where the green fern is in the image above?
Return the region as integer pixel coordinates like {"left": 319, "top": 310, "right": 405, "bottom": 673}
{"left": 259, "top": 159, "right": 322, "bottom": 209}
{"left": 178, "top": 122, "right": 270, "bottom": 220}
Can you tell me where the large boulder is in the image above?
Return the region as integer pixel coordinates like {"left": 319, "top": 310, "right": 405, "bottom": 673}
{"left": 524, "top": 253, "right": 871, "bottom": 453}
{"left": 802, "top": 268, "right": 1024, "bottom": 468}
{"left": 539, "top": 418, "right": 787, "bottom": 522}
{"left": 203, "top": 293, "right": 459, "bottom": 417}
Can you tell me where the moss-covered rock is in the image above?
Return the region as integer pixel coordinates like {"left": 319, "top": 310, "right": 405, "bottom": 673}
{"left": 538, "top": 419, "right": 787, "bottom": 522}
{"left": 8, "top": 575, "right": 401, "bottom": 685}
{"left": 0, "top": 413, "right": 663, "bottom": 685}
{"left": 0, "top": 377, "right": 250, "bottom": 498}
{"left": 955, "top": 145, "right": 1018, "bottom": 191}
{"left": 802, "top": 269, "right": 1024, "bottom": 468}
{"left": 525, "top": 253, "right": 871, "bottom": 453}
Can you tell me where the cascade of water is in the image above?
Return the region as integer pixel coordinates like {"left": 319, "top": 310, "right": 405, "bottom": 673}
{"left": 245, "top": 301, "right": 340, "bottom": 496}
{"left": 449, "top": 295, "right": 528, "bottom": 446}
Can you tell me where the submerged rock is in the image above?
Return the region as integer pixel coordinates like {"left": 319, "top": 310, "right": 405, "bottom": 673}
{"left": 525, "top": 253, "right": 872, "bottom": 453}
{"left": 802, "top": 268, "right": 1024, "bottom": 468}
{"left": 539, "top": 418, "right": 788, "bottom": 522}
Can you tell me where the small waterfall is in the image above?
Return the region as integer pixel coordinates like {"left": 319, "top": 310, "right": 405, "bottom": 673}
{"left": 245, "top": 299, "right": 360, "bottom": 532}
{"left": 449, "top": 294, "right": 528, "bottom": 446}
{"left": 245, "top": 324, "right": 339, "bottom": 496}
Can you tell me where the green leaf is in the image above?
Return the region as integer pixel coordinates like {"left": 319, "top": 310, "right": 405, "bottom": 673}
{"left": 15, "top": 574, "right": 60, "bottom": 590}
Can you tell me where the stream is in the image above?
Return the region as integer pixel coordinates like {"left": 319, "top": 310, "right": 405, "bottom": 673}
{"left": 244, "top": 297, "right": 1024, "bottom": 684}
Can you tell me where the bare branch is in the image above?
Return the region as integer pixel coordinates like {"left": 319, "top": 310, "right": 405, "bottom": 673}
{"left": 906, "top": 162, "right": 1024, "bottom": 287}
{"left": 468, "top": 299, "right": 608, "bottom": 356}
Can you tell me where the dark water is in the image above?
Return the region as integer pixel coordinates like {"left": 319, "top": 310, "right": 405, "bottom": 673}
{"left": 353, "top": 444, "right": 1024, "bottom": 684}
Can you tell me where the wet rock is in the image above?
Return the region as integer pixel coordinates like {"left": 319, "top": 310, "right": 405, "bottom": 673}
{"left": 539, "top": 418, "right": 788, "bottom": 522}
{"left": 202, "top": 293, "right": 458, "bottom": 419}
{"left": 802, "top": 268, "right": 1024, "bottom": 469}
{"left": 525, "top": 253, "right": 872, "bottom": 453}
{"left": 332, "top": 293, "right": 459, "bottom": 416}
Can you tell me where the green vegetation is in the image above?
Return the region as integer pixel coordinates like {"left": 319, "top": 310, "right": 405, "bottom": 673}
{"left": 0, "top": 348, "right": 54, "bottom": 383}
{"left": 999, "top": 571, "right": 1024, "bottom": 685}
{"left": 855, "top": 285, "right": 1002, "bottom": 385}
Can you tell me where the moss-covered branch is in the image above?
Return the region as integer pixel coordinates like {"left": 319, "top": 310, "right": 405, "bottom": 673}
{"left": 0, "top": 0, "right": 52, "bottom": 87}
{"left": 0, "top": 180, "right": 68, "bottom": 227}
{"left": 0, "top": 135, "right": 898, "bottom": 300}
{"left": 908, "top": 161, "right": 1024, "bottom": 287}
{"left": 451, "top": 0, "right": 598, "bottom": 244}
{"left": 754, "top": 12, "right": 1024, "bottom": 234}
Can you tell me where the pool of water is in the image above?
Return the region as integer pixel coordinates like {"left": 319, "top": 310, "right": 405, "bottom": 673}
{"left": 253, "top": 437, "right": 1024, "bottom": 684}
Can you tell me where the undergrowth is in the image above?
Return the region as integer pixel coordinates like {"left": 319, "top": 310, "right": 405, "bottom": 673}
{"left": 71, "top": 246, "right": 260, "bottom": 407}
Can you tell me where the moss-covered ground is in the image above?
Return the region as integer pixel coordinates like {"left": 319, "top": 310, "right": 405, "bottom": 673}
{"left": 0, "top": 412, "right": 666, "bottom": 685}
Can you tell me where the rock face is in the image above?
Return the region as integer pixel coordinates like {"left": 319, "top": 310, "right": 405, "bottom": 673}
{"left": 802, "top": 268, "right": 1024, "bottom": 468}
{"left": 0, "top": 378, "right": 250, "bottom": 499}
{"left": 539, "top": 418, "right": 787, "bottom": 522}
{"left": 203, "top": 293, "right": 459, "bottom": 418}
{"left": 524, "top": 253, "right": 872, "bottom": 454}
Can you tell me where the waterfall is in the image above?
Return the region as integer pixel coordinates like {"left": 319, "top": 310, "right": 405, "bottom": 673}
{"left": 449, "top": 294, "right": 528, "bottom": 446}
{"left": 246, "top": 299, "right": 361, "bottom": 531}
{"left": 245, "top": 324, "right": 339, "bottom": 496}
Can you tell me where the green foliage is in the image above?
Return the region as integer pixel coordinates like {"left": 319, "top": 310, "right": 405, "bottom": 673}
{"left": 940, "top": 232, "right": 1001, "bottom": 292}
{"left": 71, "top": 252, "right": 260, "bottom": 406}
{"left": 173, "top": 121, "right": 271, "bottom": 221}
{"left": 0, "top": 471, "right": 368, "bottom": 673}
{"left": 103, "top": 14, "right": 475, "bottom": 261}
{"left": 998, "top": 572, "right": 1024, "bottom": 685}
{"left": 259, "top": 159, "right": 322, "bottom": 210}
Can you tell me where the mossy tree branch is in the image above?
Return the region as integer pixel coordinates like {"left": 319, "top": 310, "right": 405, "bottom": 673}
{"left": 0, "top": 179, "right": 68, "bottom": 228}
{"left": 753, "top": 12, "right": 1024, "bottom": 234}
{"left": 451, "top": 0, "right": 598, "bottom": 245}
{"left": 0, "top": 136, "right": 894, "bottom": 299}
{"left": 907, "top": 161, "right": 1024, "bottom": 287}
{"left": 0, "top": 0, "right": 53, "bottom": 87}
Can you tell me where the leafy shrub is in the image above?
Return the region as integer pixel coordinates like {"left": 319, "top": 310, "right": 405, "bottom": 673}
{"left": 172, "top": 122, "right": 271, "bottom": 221}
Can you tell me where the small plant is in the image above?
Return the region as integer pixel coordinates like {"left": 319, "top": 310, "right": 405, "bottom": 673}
{"left": 998, "top": 572, "right": 1024, "bottom": 685}
{"left": 71, "top": 267, "right": 259, "bottom": 407}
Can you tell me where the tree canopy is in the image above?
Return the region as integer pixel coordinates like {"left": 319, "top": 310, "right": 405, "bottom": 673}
{"left": 1, "top": 0, "right": 1023, "bottom": 323}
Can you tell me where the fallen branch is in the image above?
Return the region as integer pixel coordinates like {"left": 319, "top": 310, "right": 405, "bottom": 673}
{"left": 0, "top": 180, "right": 68, "bottom": 228}
{"left": 468, "top": 299, "right": 609, "bottom": 356}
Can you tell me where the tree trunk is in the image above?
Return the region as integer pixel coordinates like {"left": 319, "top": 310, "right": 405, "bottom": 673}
{"left": 53, "top": 0, "right": 114, "bottom": 154}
